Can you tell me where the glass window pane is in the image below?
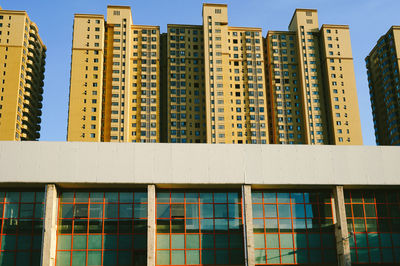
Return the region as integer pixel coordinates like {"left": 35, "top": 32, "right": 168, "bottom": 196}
{"left": 216, "top": 249, "right": 229, "bottom": 264}
{"left": 157, "top": 235, "right": 170, "bottom": 249}
{"left": 201, "top": 234, "right": 214, "bottom": 248}
{"left": 89, "top": 204, "right": 103, "bottom": 218}
{"left": 228, "top": 192, "right": 240, "bottom": 203}
{"left": 252, "top": 204, "right": 263, "bottom": 218}
{"left": 200, "top": 204, "right": 213, "bottom": 218}
{"left": 71, "top": 251, "right": 86, "bottom": 266}
{"left": 171, "top": 204, "right": 184, "bottom": 218}
{"left": 365, "top": 204, "right": 376, "bottom": 217}
{"left": 229, "top": 233, "right": 243, "bottom": 248}
{"left": 186, "top": 250, "right": 200, "bottom": 265}
{"left": 56, "top": 251, "right": 71, "bottom": 266}
{"left": 308, "top": 233, "right": 321, "bottom": 248}
{"left": 265, "top": 204, "right": 277, "bottom": 218}
{"left": 171, "top": 234, "right": 184, "bottom": 249}
{"left": 253, "top": 219, "right": 264, "bottom": 233}
{"left": 119, "top": 204, "right": 133, "bottom": 218}
{"left": 266, "top": 249, "right": 280, "bottom": 264}
{"left": 90, "top": 192, "right": 104, "bottom": 203}
{"left": 186, "top": 219, "right": 199, "bottom": 233}
{"left": 296, "top": 248, "right": 309, "bottom": 263}
{"left": 186, "top": 234, "right": 199, "bottom": 249}
{"left": 134, "top": 192, "right": 147, "bottom": 203}
{"left": 171, "top": 192, "right": 184, "bottom": 203}
{"left": 266, "top": 234, "right": 279, "bottom": 248}
{"left": 214, "top": 193, "right": 227, "bottom": 203}
{"left": 119, "top": 192, "right": 133, "bottom": 203}
{"left": 265, "top": 219, "right": 278, "bottom": 232}
{"left": 215, "top": 234, "right": 228, "bottom": 248}
{"left": 134, "top": 204, "right": 147, "bottom": 218}
{"left": 280, "top": 233, "right": 293, "bottom": 248}
{"left": 201, "top": 249, "right": 214, "bottom": 264}
{"left": 255, "top": 249, "right": 266, "bottom": 264}
{"left": 356, "top": 233, "right": 368, "bottom": 248}
{"left": 292, "top": 193, "right": 304, "bottom": 203}
{"left": 186, "top": 204, "right": 198, "bottom": 218}
{"left": 20, "top": 204, "right": 34, "bottom": 218}
{"left": 254, "top": 234, "right": 265, "bottom": 248}
{"left": 185, "top": 193, "right": 198, "bottom": 203}
{"left": 293, "top": 204, "right": 305, "bottom": 218}
{"left": 73, "top": 235, "right": 87, "bottom": 250}
{"left": 281, "top": 248, "right": 295, "bottom": 263}
{"left": 215, "top": 219, "right": 228, "bottom": 231}
{"left": 157, "top": 204, "right": 170, "bottom": 218}
{"left": 214, "top": 204, "right": 227, "bottom": 218}
{"left": 75, "top": 192, "right": 89, "bottom": 203}
{"left": 88, "top": 235, "right": 101, "bottom": 249}
{"left": 171, "top": 250, "right": 185, "bottom": 265}
{"left": 252, "top": 192, "right": 263, "bottom": 203}
{"left": 199, "top": 193, "right": 212, "bottom": 203}
{"left": 103, "top": 235, "right": 117, "bottom": 249}
{"left": 157, "top": 192, "right": 170, "bottom": 203}
{"left": 21, "top": 192, "right": 35, "bottom": 203}
{"left": 105, "top": 192, "right": 118, "bottom": 203}
{"left": 263, "top": 192, "right": 276, "bottom": 203}
{"left": 103, "top": 250, "right": 117, "bottom": 266}
{"left": 277, "top": 193, "right": 290, "bottom": 203}
{"left": 157, "top": 250, "right": 170, "bottom": 265}
{"left": 4, "top": 204, "right": 19, "bottom": 218}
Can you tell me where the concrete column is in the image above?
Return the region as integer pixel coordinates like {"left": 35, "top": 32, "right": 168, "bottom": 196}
{"left": 242, "top": 185, "right": 255, "bottom": 266}
{"left": 333, "top": 186, "right": 351, "bottom": 266}
{"left": 147, "top": 185, "right": 156, "bottom": 266}
{"left": 41, "top": 184, "right": 58, "bottom": 266}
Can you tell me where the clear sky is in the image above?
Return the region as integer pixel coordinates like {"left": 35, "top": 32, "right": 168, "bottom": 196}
{"left": 2, "top": 0, "right": 398, "bottom": 144}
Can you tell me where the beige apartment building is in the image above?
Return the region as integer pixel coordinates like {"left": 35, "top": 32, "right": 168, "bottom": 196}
{"left": 264, "top": 9, "right": 363, "bottom": 144}
{"left": 67, "top": 6, "right": 160, "bottom": 142}
{"left": 366, "top": 26, "right": 400, "bottom": 145}
{"left": 0, "top": 7, "right": 46, "bottom": 140}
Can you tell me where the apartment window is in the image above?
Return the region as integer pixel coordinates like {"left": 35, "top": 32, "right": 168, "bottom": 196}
{"left": 215, "top": 9, "right": 221, "bottom": 14}
{"left": 253, "top": 191, "right": 336, "bottom": 265}
{"left": 56, "top": 191, "right": 147, "bottom": 266}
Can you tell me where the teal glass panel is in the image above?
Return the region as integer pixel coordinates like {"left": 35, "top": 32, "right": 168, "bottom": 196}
{"left": 293, "top": 219, "right": 306, "bottom": 231}
{"left": 230, "top": 249, "right": 244, "bottom": 264}
{"left": 293, "top": 233, "right": 307, "bottom": 248}
{"left": 186, "top": 234, "right": 199, "bottom": 249}
{"left": 320, "top": 204, "right": 332, "bottom": 217}
{"left": 104, "top": 204, "right": 118, "bottom": 218}
{"left": 171, "top": 250, "right": 185, "bottom": 265}
{"left": 216, "top": 249, "right": 229, "bottom": 264}
{"left": 321, "top": 233, "right": 335, "bottom": 248}
{"left": 56, "top": 251, "right": 71, "bottom": 266}
{"left": 215, "top": 234, "right": 228, "bottom": 248}
{"left": 156, "top": 250, "right": 170, "bottom": 265}
{"left": 263, "top": 192, "right": 276, "bottom": 203}
{"left": 350, "top": 248, "right": 357, "bottom": 262}
{"left": 133, "top": 234, "right": 146, "bottom": 249}
{"left": 349, "top": 234, "right": 355, "bottom": 248}
{"left": 33, "top": 235, "right": 42, "bottom": 249}
{"left": 201, "top": 234, "right": 214, "bottom": 248}
{"left": 279, "top": 219, "right": 292, "bottom": 232}
{"left": 157, "top": 219, "right": 170, "bottom": 233}
{"left": 21, "top": 192, "right": 35, "bottom": 203}
{"left": 185, "top": 193, "right": 198, "bottom": 203}
{"left": 306, "top": 219, "right": 319, "bottom": 232}
{"left": 357, "top": 248, "right": 369, "bottom": 263}
{"left": 16, "top": 251, "right": 30, "bottom": 265}
{"left": 118, "top": 251, "right": 132, "bottom": 266}
{"left": 230, "top": 233, "right": 243, "bottom": 248}
{"left": 214, "top": 193, "right": 227, "bottom": 203}
{"left": 356, "top": 233, "right": 368, "bottom": 247}
{"left": 58, "top": 220, "right": 72, "bottom": 234}
{"left": 280, "top": 234, "right": 293, "bottom": 248}
{"left": 277, "top": 193, "right": 290, "bottom": 203}
{"left": 215, "top": 219, "right": 228, "bottom": 231}
{"left": 229, "top": 218, "right": 240, "bottom": 231}
{"left": 265, "top": 204, "right": 277, "bottom": 218}
{"left": 393, "top": 233, "right": 400, "bottom": 247}
{"left": 4, "top": 203, "right": 19, "bottom": 218}
{"left": 89, "top": 220, "right": 102, "bottom": 233}
{"left": 382, "top": 248, "right": 394, "bottom": 262}
{"left": 255, "top": 249, "right": 266, "bottom": 264}
{"left": 292, "top": 193, "right": 304, "bottom": 203}
{"left": 34, "top": 204, "right": 44, "bottom": 218}
{"left": 17, "top": 235, "right": 31, "bottom": 250}
{"left": 119, "top": 204, "right": 133, "bottom": 218}
{"left": 395, "top": 247, "right": 400, "bottom": 262}
{"left": 1, "top": 235, "right": 16, "bottom": 250}
{"left": 171, "top": 219, "right": 184, "bottom": 233}
{"left": 293, "top": 205, "right": 305, "bottom": 218}
{"left": 90, "top": 192, "right": 104, "bottom": 203}
{"left": 353, "top": 204, "right": 364, "bottom": 217}
{"left": 296, "top": 249, "right": 308, "bottom": 263}
{"left": 104, "top": 192, "right": 118, "bottom": 203}
{"left": 253, "top": 219, "right": 264, "bottom": 233}
{"left": 366, "top": 219, "right": 378, "bottom": 232}
{"left": 73, "top": 235, "right": 87, "bottom": 250}
{"left": 365, "top": 204, "right": 376, "bottom": 217}
{"left": 74, "top": 204, "right": 88, "bottom": 218}
{"left": 186, "top": 218, "right": 199, "bottom": 232}
{"left": 324, "top": 249, "right": 337, "bottom": 263}
{"left": 200, "top": 204, "right": 213, "bottom": 218}
{"left": 281, "top": 248, "right": 295, "bottom": 263}
{"left": 88, "top": 235, "right": 102, "bottom": 249}
{"left": 73, "top": 220, "right": 87, "bottom": 233}
{"left": 305, "top": 204, "right": 315, "bottom": 218}
{"left": 228, "top": 192, "right": 240, "bottom": 203}
{"left": 61, "top": 192, "right": 74, "bottom": 203}
{"left": 6, "top": 192, "right": 20, "bottom": 202}
{"left": 186, "top": 250, "right": 200, "bottom": 264}
{"left": 103, "top": 235, "right": 117, "bottom": 249}
{"left": 368, "top": 233, "right": 379, "bottom": 247}
{"left": 199, "top": 193, "right": 213, "bottom": 203}
{"left": 214, "top": 204, "right": 227, "bottom": 218}
{"left": 200, "top": 219, "right": 213, "bottom": 232}
{"left": 134, "top": 192, "right": 147, "bottom": 203}
{"left": 265, "top": 219, "right": 278, "bottom": 232}
{"left": 157, "top": 204, "right": 170, "bottom": 218}
{"left": 254, "top": 234, "right": 265, "bottom": 248}
{"left": 266, "top": 234, "right": 279, "bottom": 248}
{"left": 157, "top": 235, "right": 170, "bottom": 249}
{"left": 186, "top": 204, "right": 198, "bottom": 218}
{"left": 171, "top": 192, "right": 184, "bottom": 203}
{"left": 157, "top": 192, "right": 170, "bottom": 203}
{"left": 377, "top": 204, "right": 388, "bottom": 217}
{"left": 201, "top": 250, "right": 214, "bottom": 264}
{"left": 266, "top": 249, "right": 280, "bottom": 264}
{"left": 103, "top": 250, "right": 117, "bottom": 266}
{"left": 89, "top": 204, "right": 103, "bottom": 218}
{"left": 71, "top": 251, "right": 86, "bottom": 266}
{"left": 171, "top": 204, "right": 184, "bottom": 218}
{"left": 252, "top": 204, "right": 263, "bottom": 218}
{"left": 308, "top": 234, "right": 321, "bottom": 248}
{"left": 171, "top": 234, "right": 184, "bottom": 249}
{"left": 75, "top": 192, "right": 89, "bottom": 203}
{"left": 309, "top": 249, "right": 322, "bottom": 263}
{"left": 119, "top": 235, "right": 132, "bottom": 249}
{"left": 252, "top": 192, "right": 263, "bottom": 203}
{"left": 119, "top": 192, "right": 133, "bottom": 203}
{"left": 354, "top": 219, "right": 365, "bottom": 232}
{"left": 370, "top": 248, "right": 381, "bottom": 263}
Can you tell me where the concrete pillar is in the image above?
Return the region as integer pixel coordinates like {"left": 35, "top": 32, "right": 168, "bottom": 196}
{"left": 147, "top": 185, "right": 156, "bottom": 266}
{"left": 41, "top": 184, "right": 58, "bottom": 266}
{"left": 242, "top": 185, "right": 255, "bottom": 266}
{"left": 333, "top": 186, "right": 351, "bottom": 266}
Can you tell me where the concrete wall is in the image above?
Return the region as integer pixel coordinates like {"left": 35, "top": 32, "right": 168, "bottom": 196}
{"left": 0, "top": 141, "right": 399, "bottom": 186}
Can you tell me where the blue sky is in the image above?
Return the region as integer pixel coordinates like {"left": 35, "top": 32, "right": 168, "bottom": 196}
{"left": 2, "top": 0, "right": 398, "bottom": 144}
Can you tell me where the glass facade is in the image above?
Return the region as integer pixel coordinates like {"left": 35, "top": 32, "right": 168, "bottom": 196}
{"left": 345, "top": 190, "right": 400, "bottom": 264}
{"left": 156, "top": 190, "right": 244, "bottom": 265}
{"left": 0, "top": 191, "right": 45, "bottom": 266}
{"left": 56, "top": 191, "right": 147, "bottom": 266}
{"left": 252, "top": 191, "right": 336, "bottom": 265}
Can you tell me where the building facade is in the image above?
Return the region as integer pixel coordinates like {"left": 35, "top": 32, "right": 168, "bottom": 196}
{"left": 264, "top": 9, "right": 363, "bottom": 145}
{"left": 67, "top": 6, "right": 160, "bottom": 142}
{"left": 0, "top": 142, "right": 399, "bottom": 266}
{"left": 0, "top": 7, "right": 46, "bottom": 141}
{"left": 366, "top": 26, "right": 400, "bottom": 145}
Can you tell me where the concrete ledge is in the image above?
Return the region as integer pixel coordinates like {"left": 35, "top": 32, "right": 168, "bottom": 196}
{"left": 0, "top": 141, "right": 399, "bottom": 185}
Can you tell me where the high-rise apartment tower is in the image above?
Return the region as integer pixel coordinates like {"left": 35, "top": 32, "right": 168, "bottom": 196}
{"left": 67, "top": 6, "right": 160, "bottom": 142}
{"left": 366, "top": 26, "right": 400, "bottom": 145}
{"left": 0, "top": 7, "right": 46, "bottom": 140}
{"left": 264, "top": 9, "right": 363, "bottom": 144}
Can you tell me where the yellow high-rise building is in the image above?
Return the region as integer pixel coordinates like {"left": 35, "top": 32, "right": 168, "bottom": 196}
{"left": 264, "top": 9, "right": 363, "bottom": 144}
{"left": 0, "top": 7, "right": 46, "bottom": 141}
{"left": 67, "top": 6, "right": 160, "bottom": 142}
